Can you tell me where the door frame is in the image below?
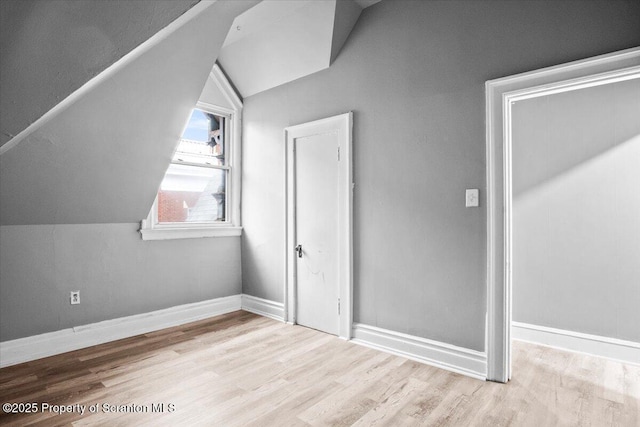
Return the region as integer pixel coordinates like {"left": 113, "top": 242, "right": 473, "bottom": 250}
{"left": 485, "top": 47, "right": 640, "bottom": 382}
{"left": 284, "top": 112, "right": 354, "bottom": 339}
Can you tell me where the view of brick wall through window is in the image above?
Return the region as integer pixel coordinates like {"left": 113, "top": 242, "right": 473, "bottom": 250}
{"left": 155, "top": 108, "right": 227, "bottom": 223}
{"left": 158, "top": 190, "right": 201, "bottom": 222}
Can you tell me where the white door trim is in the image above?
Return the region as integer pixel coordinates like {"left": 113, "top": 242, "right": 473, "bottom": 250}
{"left": 485, "top": 47, "right": 640, "bottom": 383}
{"left": 284, "top": 112, "right": 353, "bottom": 339}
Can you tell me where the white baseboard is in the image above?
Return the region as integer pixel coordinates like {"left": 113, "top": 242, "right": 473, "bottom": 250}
{"left": 512, "top": 322, "right": 640, "bottom": 365}
{"left": 351, "top": 323, "right": 487, "bottom": 380}
{"left": 0, "top": 295, "right": 242, "bottom": 368}
{"left": 241, "top": 294, "right": 285, "bottom": 322}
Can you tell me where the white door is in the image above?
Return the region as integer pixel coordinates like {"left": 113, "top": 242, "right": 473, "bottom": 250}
{"left": 285, "top": 112, "right": 353, "bottom": 338}
{"left": 294, "top": 131, "right": 340, "bottom": 335}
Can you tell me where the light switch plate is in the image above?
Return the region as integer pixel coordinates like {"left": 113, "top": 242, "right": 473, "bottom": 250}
{"left": 465, "top": 189, "right": 479, "bottom": 207}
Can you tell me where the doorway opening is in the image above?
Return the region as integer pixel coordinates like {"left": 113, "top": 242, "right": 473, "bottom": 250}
{"left": 485, "top": 48, "right": 640, "bottom": 382}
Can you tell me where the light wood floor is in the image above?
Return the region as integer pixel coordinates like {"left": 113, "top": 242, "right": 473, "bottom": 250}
{"left": 1, "top": 311, "right": 638, "bottom": 426}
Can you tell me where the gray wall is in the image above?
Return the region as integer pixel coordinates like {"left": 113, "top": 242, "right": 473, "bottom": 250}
{"left": 512, "top": 79, "right": 640, "bottom": 343}
{"left": 0, "top": 0, "right": 198, "bottom": 147}
{"left": 0, "top": 224, "right": 241, "bottom": 342}
{"left": 241, "top": 0, "right": 640, "bottom": 351}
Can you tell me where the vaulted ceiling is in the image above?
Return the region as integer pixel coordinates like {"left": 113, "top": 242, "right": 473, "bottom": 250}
{"left": 0, "top": 0, "right": 378, "bottom": 225}
{"left": 218, "top": 0, "right": 365, "bottom": 97}
{"left": 0, "top": 0, "right": 200, "bottom": 149}
{"left": 0, "top": 0, "right": 258, "bottom": 225}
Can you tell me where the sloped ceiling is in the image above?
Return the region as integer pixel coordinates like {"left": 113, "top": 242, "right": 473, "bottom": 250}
{"left": 0, "top": 0, "right": 259, "bottom": 225}
{"left": 0, "top": 0, "right": 373, "bottom": 226}
{"left": 0, "top": 0, "right": 199, "bottom": 148}
{"left": 353, "top": 0, "right": 382, "bottom": 7}
{"left": 218, "top": 0, "right": 367, "bottom": 98}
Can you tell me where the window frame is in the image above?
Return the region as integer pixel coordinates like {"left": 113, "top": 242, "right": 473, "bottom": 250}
{"left": 141, "top": 65, "right": 242, "bottom": 240}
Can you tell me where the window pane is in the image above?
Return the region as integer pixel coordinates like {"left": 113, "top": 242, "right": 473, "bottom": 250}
{"left": 174, "top": 109, "right": 226, "bottom": 166}
{"left": 158, "top": 164, "right": 226, "bottom": 223}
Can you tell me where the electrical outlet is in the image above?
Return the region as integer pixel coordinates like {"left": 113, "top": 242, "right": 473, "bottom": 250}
{"left": 70, "top": 291, "right": 80, "bottom": 305}
{"left": 465, "top": 189, "right": 479, "bottom": 207}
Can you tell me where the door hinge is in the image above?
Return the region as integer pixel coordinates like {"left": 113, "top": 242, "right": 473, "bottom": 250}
{"left": 338, "top": 298, "right": 341, "bottom": 315}
{"left": 337, "top": 146, "right": 340, "bottom": 161}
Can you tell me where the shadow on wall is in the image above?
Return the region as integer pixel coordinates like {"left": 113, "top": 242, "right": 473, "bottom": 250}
{"left": 512, "top": 77, "right": 640, "bottom": 199}
{"left": 511, "top": 76, "right": 640, "bottom": 342}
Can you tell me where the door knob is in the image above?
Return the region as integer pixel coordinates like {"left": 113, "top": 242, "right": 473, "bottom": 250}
{"left": 295, "top": 244, "right": 303, "bottom": 258}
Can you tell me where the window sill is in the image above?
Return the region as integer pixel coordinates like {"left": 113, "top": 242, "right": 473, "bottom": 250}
{"left": 140, "top": 226, "right": 242, "bottom": 241}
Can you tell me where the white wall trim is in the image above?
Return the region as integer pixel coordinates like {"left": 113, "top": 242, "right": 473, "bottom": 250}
{"left": 512, "top": 322, "right": 640, "bottom": 366}
{"left": 0, "top": 0, "right": 217, "bottom": 156}
{"left": 211, "top": 64, "right": 243, "bottom": 112}
{"left": 210, "top": 63, "right": 243, "bottom": 228}
{"left": 241, "top": 294, "right": 285, "bottom": 322}
{"left": 485, "top": 46, "right": 640, "bottom": 383}
{"left": 0, "top": 294, "right": 241, "bottom": 368}
{"left": 352, "top": 323, "right": 487, "bottom": 381}
{"left": 140, "top": 225, "right": 242, "bottom": 240}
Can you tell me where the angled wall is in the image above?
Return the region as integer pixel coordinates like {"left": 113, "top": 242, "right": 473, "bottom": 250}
{"left": 0, "top": 0, "right": 257, "bottom": 226}
{"left": 219, "top": 0, "right": 335, "bottom": 98}
{"left": 0, "top": 0, "right": 199, "bottom": 148}
{"left": 330, "top": 0, "right": 362, "bottom": 64}
{"left": 218, "top": 0, "right": 363, "bottom": 98}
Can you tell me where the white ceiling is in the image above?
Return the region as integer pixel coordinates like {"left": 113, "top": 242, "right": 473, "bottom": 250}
{"left": 222, "top": 0, "right": 311, "bottom": 48}
{"left": 218, "top": 0, "right": 372, "bottom": 98}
